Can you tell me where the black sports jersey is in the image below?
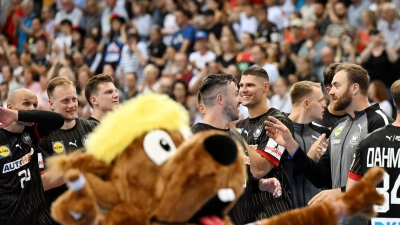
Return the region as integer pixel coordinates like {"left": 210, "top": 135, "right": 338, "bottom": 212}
{"left": 349, "top": 125, "right": 400, "bottom": 223}
{"left": 191, "top": 123, "right": 264, "bottom": 225}
{"left": 313, "top": 107, "right": 347, "bottom": 130}
{"left": 87, "top": 116, "right": 100, "bottom": 123}
{"left": 235, "top": 108, "right": 293, "bottom": 220}
{"left": 0, "top": 110, "right": 64, "bottom": 225}
{"left": 38, "top": 118, "right": 97, "bottom": 224}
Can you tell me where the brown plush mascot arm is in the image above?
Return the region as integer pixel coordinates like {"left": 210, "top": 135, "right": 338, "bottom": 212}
{"left": 255, "top": 167, "right": 385, "bottom": 225}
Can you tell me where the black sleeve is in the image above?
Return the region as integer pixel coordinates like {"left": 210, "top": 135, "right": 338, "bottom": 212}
{"left": 18, "top": 110, "right": 64, "bottom": 138}
{"left": 290, "top": 145, "right": 332, "bottom": 188}
{"left": 367, "top": 110, "right": 393, "bottom": 132}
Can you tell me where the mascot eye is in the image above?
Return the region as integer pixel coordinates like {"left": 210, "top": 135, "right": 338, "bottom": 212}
{"left": 144, "top": 130, "right": 177, "bottom": 166}
{"left": 160, "top": 139, "right": 171, "bottom": 151}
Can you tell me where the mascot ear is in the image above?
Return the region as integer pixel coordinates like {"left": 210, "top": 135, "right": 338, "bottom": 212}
{"left": 144, "top": 130, "right": 178, "bottom": 166}
{"left": 203, "top": 135, "right": 238, "bottom": 165}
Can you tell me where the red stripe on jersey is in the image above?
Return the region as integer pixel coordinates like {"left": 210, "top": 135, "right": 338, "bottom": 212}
{"left": 34, "top": 124, "right": 46, "bottom": 140}
{"left": 348, "top": 171, "right": 362, "bottom": 181}
{"left": 256, "top": 149, "right": 279, "bottom": 167}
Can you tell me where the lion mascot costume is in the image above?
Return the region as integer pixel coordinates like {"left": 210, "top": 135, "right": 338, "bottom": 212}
{"left": 47, "top": 93, "right": 384, "bottom": 225}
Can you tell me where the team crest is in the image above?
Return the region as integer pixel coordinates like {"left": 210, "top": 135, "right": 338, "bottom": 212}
{"left": 253, "top": 125, "right": 263, "bottom": 140}
{"left": 349, "top": 132, "right": 361, "bottom": 146}
{"left": 0, "top": 145, "right": 12, "bottom": 159}
{"left": 21, "top": 132, "right": 32, "bottom": 145}
{"left": 81, "top": 135, "right": 88, "bottom": 146}
{"left": 52, "top": 141, "right": 65, "bottom": 154}
{"left": 236, "top": 128, "right": 243, "bottom": 134}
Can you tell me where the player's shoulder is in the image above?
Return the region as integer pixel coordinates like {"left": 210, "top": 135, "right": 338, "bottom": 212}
{"left": 365, "top": 104, "right": 394, "bottom": 124}
{"left": 77, "top": 118, "right": 98, "bottom": 128}
{"left": 359, "top": 125, "right": 390, "bottom": 146}
{"left": 310, "top": 121, "right": 331, "bottom": 136}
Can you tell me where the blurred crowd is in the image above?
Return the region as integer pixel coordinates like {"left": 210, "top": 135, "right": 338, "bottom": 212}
{"left": 0, "top": 0, "right": 399, "bottom": 124}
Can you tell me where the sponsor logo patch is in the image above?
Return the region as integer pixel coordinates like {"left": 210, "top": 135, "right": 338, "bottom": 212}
{"left": 52, "top": 141, "right": 65, "bottom": 154}
{"left": 0, "top": 145, "right": 12, "bottom": 159}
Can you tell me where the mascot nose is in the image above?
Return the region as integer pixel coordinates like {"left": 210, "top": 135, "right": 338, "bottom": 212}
{"left": 203, "top": 135, "right": 238, "bottom": 165}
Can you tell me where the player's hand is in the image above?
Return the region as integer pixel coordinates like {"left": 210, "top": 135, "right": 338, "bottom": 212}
{"left": 307, "top": 134, "right": 327, "bottom": 160}
{"left": 259, "top": 178, "right": 282, "bottom": 198}
{"left": 308, "top": 188, "right": 341, "bottom": 205}
{"left": 0, "top": 108, "right": 18, "bottom": 128}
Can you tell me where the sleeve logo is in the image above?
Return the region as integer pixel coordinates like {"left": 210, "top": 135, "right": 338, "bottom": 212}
{"left": 264, "top": 138, "right": 285, "bottom": 159}
{"left": 0, "top": 145, "right": 12, "bottom": 159}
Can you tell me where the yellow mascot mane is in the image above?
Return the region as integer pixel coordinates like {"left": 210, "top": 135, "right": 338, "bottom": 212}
{"left": 86, "top": 93, "right": 190, "bottom": 164}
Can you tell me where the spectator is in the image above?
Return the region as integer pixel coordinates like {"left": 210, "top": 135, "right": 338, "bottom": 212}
{"left": 237, "top": 4, "right": 258, "bottom": 37}
{"left": 1, "top": 65, "right": 21, "bottom": 94}
{"left": 172, "top": 52, "right": 193, "bottom": 85}
{"left": 25, "top": 17, "right": 48, "bottom": 54}
{"left": 38, "top": 74, "right": 50, "bottom": 110}
{"left": 148, "top": 25, "right": 167, "bottom": 71}
{"left": 251, "top": 44, "right": 280, "bottom": 84}
{"left": 8, "top": 52, "right": 23, "bottom": 77}
{"left": 348, "top": 0, "right": 371, "bottom": 29}
{"left": 54, "top": 0, "right": 83, "bottom": 28}
{"left": 17, "top": 0, "right": 36, "bottom": 53}
{"left": 152, "top": 0, "right": 168, "bottom": 27}
{"left": 31, "top": 38, "right": 50, "bottom": 76}
{"left": 216, "top": 36, "right": 238, "bottom": 74}
{"left": 189, "top": 31, "right": 216, "bottom": 76}
{"left": 360, "top": 31, "right": 398, "bottom": 88}
{"left": 368, "top": 80, "right": 393, "bottom": 117}
{"left": 170, "top": 7, "right": 196, "bottom": 53}
{"left": 335, "top": 31, "right": 357, "bottom": 64}
{"left": 1, "top": 0, "right": 23, "bottom": 47}
{"left": 162, "top": 0, "right": 179, "bottom": 46}
{"left": 319, "top": 46, "right": 335, "bottom": 82}
{"left": 265, "top": 0, "right": 289, "bottom": 30}
{"left": 356, "top": 9, "right": 377, "bottom": 54}
{"left": 270, "top": 77, "right": 292, "bottom": 114}
{"left": 255, "top": 6, "right": 280, "bottom": 46}
{"left": 41, "top": 6, "right": 55, "bottom": 36}
{"left": 119, "top": 32, "right": 148, "bottom": 86}
{"left": 132, "top": 1, "right": 152, "bottom": 41}
{"left": 54, "top": 19, "right": 72, "bottom": 50}
{"left": 124, "top": 72, "right": 139, "bottom": 99}
{"left": 140, "top": 64, "right": 160, "bottom": 94}
{"left": 22, "top": 66, "right": 41, "bottom": 96}
{"left": 171, "top": 79, "right": 189, "bottom": 109}
{"left": 324, "top": 1, "right": 356, "bottom": 47}
{"left": 101, "top": 0, "right": 128, "bottom": 36}
{"left": 208, "top": 0, "right": 226, "bottom": 24}
{"left": 162, "top": 46, "right": 178, "bottom": 76}
{"left": 300, "top": 0, "right": 316, "bottom": 24}
{"left": 81, "top": 35, "right": 101, "bottom": 75}
{"left": 70, "top": 25, "right": 85, "bottom": 53}
{"left": 236, "top": 32, "right": 255, "bottom": 72}
{"left": 314, "top": 2, "right": 331, "bottom": 35}
{"left": 77, "top": 65, "right": 91, "bottom": 95}
{"left": 298, "top": 21, "right": 329, "bottom": 81}
{"left": 203, "top": 9, "right": 223, "bottom": 40}
{"left": 278, "top": 41, "right": 297, "bottom": 79}
{"left": 0, "top": 81, "right": 8, "bottom": 107}
{"left": 81, "top": 0, "right": 101, "bottom": 34}
{"left": 266, "top": 42, "right": 280, "bottom": 67}
{"left": 377, "top": 3, "right": 400, "bottom": 52}
{"left": 158, "top": 75, "right": 174, "bottom": 96}
{"left": 187, "top": 0, "right": 204, "bottom": 30}
{"left": 102, "top": 14, "right": 126, "bottom": 65}
{"left": 289, "top": 18, "right": 306, "bottom": 55}
{"left": 294, "top": 56, "right": 318, "bottom": 83}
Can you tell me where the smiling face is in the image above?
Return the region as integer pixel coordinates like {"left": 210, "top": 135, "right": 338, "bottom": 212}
{"left": 329, "top": 70, "right": 353, "bottom": 111}
{"left": 239, "top": 75, "right": 269, "bottom": 108}
{"left": 49, "top": 85, "right": 78, "bottom": 121}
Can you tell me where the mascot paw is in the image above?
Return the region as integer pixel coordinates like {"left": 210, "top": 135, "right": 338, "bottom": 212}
{"left": 51, "top": 169, "right": 100, "bottom": 225}
{"left": 340, "top": 167, "right": 385, "bottom": 218}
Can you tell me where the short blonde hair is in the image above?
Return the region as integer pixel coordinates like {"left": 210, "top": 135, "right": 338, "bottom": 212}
{"left": 143, "top": 64, "right": 159, "bottom": 77}
{"left": 47, "top": 76, "right": 75, "bottom": 99}
{"left": 290, "top": 81, "right": 321, "bottom": 105}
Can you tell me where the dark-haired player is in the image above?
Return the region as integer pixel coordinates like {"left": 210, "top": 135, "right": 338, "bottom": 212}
{"left": 0, "top": 89, "right": 64, "bottom": 225}
{"left": 347, "top": 80, "right": 400, "bottom": 224}
{"left": 237, "top": 66, "right": 294, "bottom": 218}
{"left": 192, "top": 74, "right": 282, "bottom": 224}
{"left": 84, "top": 74, "right": 120, "bottom": 123}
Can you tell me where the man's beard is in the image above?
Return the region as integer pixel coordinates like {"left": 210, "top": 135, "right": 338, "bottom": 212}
{"left": 224, "top": 103, "right": 239, "bottom": 121}
{"left": 336, "top": 14, "right": 346, "bottom": 20}
{"left": 332, "top": 87, "right": 352, "bottom": 111}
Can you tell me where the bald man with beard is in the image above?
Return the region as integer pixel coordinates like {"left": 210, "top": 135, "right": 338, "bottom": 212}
{"left": 0, "top": 89, "right": 64, "bottom": 225}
